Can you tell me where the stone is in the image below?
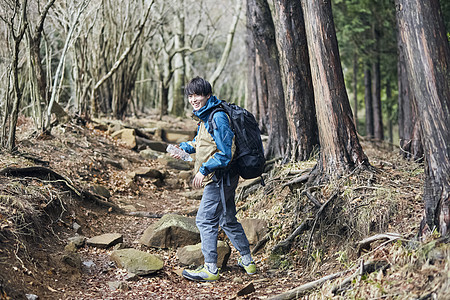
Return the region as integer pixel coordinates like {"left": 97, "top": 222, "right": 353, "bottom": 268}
{"left": 140, "top": 214, "right": 200, "bottom": 249}
{"left": 61, "top": 252, "right": 82, "bottom": 269}
{"left": 72, "top": 222, "right": 82, "bottom": 234}
{"left": 179, "top": 170, "right": 192, "bottom": 180}
{"left": 134, "top": 167, "right": 165, "bottom": 179}
{"left": 240, "top": 219, "right": 268, "bottom": 245}
{"left": 25, "top": 294, "right": 39, "bottom": 300}
{"left": 177, "top": 241, "right": 231, "bottom": 268}
{"left": 111, "top": 129, "right": 136, "bottom": 149}
{"left": 87, "top": 233, "right": 123, "bottom": 248}
{"left": 68, "top": 236, "right": 86, "bottom": 248}
{"left": 161, "top": 157, "right": 192, "bottom": 171}
{"left": 107, "top": 281, "right": 129, "bottom": 291}
{"left": 64, "top": 242, "right": 77, "bottom": 253}
{"left": 90, "top": 184, "right": 111, "bottom": 198}
{"left": 179, "top": 190, "right": 203, "bottom": 200}
{"left": 110, "top": 248, "right": 164, "bottom": 275}
{"left": 139, "top": 149, "right": 163, "bottom": 160}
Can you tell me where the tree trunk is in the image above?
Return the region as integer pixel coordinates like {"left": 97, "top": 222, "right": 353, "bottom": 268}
{"left": 372, "top": 26, "right": 383, "bottom": 140}
{"left": 247, "top": 0, "right": 288, "bottom": 159}
{"left": 272, "top": 0, "right": 319, "bottom": 162}
{"left": 397, "top": 22, "right": 423, "bottom": 161}
{"left": 396, "top": 0, "right": 450, "bottom": 235}
{"left": 364, "top": 65, "right": 374, "bottom": 138}
{"left": 171, "top": 1, "right": 186, "bottom": 117}
{"left": 302, "top": 0, "right": 369, "bottom": 179}
{"left": 353, "top": 53, "right": 358, "bottom": 131}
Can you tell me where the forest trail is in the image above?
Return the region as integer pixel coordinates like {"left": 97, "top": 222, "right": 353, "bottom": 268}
{"left": 0, "top": 115, "right": 448, "bottom": 300}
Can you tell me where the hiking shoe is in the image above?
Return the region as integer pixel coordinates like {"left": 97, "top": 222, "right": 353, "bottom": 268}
{"left": 182, "top": 265, "right": 219, "bottom": 282}
{"left": 238, "top": 257, "right": 257, "bottom": 275}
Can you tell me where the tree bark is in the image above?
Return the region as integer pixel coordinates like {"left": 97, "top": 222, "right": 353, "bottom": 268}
{"left": 272, "top": 0, "right": 319, "bottom": 162}
{"left": 372, "top": 25, "right": 384, "bottom": 141}
{"left": 353, "top": 53, "right": 358, "bottom": 131}
{"left": 171, "top": 0, "right": 186, "bottom": 117}
{"left": 397, "top": 22, "right": 423, "bottom": 161}
{"left": 396, "top": 0, "right": 450, "bottom": 235}
{"left": 247, "top": 0, "right": 288, "bottom": 159}
{"left": 302, "top": 0, "right": 369, "bottom": 179}
{"left": 364, "top": 65, "right": 374, "bottom": 138}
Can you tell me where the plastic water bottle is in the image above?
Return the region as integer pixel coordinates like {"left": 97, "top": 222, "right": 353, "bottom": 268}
{"left": 166, "top": 144, "right": 193, "bottom": 161}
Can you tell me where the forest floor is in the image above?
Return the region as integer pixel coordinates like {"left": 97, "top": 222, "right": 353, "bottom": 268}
{"left": 0, "top": 113, "right": 449, "bottom": 300}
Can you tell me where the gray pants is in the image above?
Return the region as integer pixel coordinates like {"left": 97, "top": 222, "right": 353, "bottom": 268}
{"left": 196, "top": 173, "right": 251, "bottom": 264}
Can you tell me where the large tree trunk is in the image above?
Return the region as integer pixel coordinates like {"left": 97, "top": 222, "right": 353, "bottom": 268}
{"left": 396, "top": 0, "right": 450, "bottom": 235}
{"left": 364, "top": 65, "right": 374, "bottom": 138}
{"left": 273, "top": 0, "right": 319, "bottom": 162}
{"left": 397, "top": 24, "right": 423, "bottom": 161}
{"left": 302, "top": 0, "right": 369, "bottom": 180}
{"left": 247, "top": 0, "right": 288, "bottom": 159}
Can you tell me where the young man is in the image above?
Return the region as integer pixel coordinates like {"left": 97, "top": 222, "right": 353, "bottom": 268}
{"left": 170, "top": 76, "right": 256, "bottom": 282}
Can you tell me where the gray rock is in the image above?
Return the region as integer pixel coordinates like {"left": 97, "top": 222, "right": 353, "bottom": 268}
{"left": 161, "top": 157, "right": 192, "bottom": 171}
{"left": 72, "top": 222, "right": 82, "bottom": 234}
{"left": 87, "top": 233, "right": 123, "bottom": 248}
{"left": 177, "top": 241, "right": 231, "bottom": 268}
{"left": 107, "top": 281, "right": 129, "bottom": 291}
{"left": 179, "top": 190, "right": 203, "bottom": 200}
{"left": 140, "top": 214, "right": 200, "bottom": 249}
{"left": 90, "top": 184, "right": 111, "bottom": 198}
{"left": 68, "top": 235, "right": 86, "bottom": 248}
{"left": 26, "top": 294, "right": 39, "bottom": 300}
{"left": 240, "top": 219, "right": 268, "bottom": 245}
{"left": 110, "top": 248, "right": 164, "bottom": 275}
{"left": 139, "top": 148, "right": 163, "bottom": 160}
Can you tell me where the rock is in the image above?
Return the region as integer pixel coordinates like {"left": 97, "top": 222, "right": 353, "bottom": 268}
{"left": 241, "top": 219, "right": 268, "bottom": 245}
{"left": 124, "top": 272, "right": 140, "bottom": 281}
{"left": 232, "top": 277, "right": 244, "bottom": 284}
{"left": 64, "top": 242, "right": 77, "bottom": 253}
{"left": 112, "top": 129, "right": 136, "bottom": 149}
{"left": 135, "top": 138, "right": 167, "bottom": 152}
{"left": 179, "top": 190, "right": 203, "bottom": 200}
{"left": 108, "top": 281, "right": 129, "bottom": 291}
{"left": 160, "top": 157, "right": 192, "bottom": 171}
{"left": 103, "top": 158, "right": 123, "bottom": 169}
{"left": 68, "top": 236, "right": 86, "bottom": 248}
{"left": 237, "top": 282, "right": 255, "bottom": 296}
{"left": 179, "top": 170, "right": 192, "bottom": 181}
{"left": 87, "top": 233, "right": 123, "bottom": 248}
{"left": 139, "top": 148, "right": 163, "bottom": 160}
{"left": 134, "top": 167, "right": 165, "bottom": 179}
{"left": 90, "top": 184, "right": 111, "bottom": 198}
{"left": 110, "top": 248, "right": 164, "bottom": 275}
{"left": 26, "top": 294, "right": 39, "bottom": 300}
{"left": 177, "top": 241, "right": 231, "bottom": 268}
{"left": 72, "top": 222, "right": 82, "bottom": 234}
{"left": 61, "top": 252, "right": 82, "bottom": 269}
{"left": 161, "top": 129, "right": 196, "bottom": 143}
{"left": 140, "top": 214, "right": 200, "bottom": 249}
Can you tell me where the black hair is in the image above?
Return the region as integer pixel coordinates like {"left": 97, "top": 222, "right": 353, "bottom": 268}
{"left": 184, "top": 76, "right": 212, "bottom": 97}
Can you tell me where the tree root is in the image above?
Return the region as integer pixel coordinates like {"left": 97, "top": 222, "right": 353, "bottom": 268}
{"left": 272, "top": 218, "right": 313, "bottom": 254}
{"left": 0, "top": 166, "right": 124, "bottom": 213}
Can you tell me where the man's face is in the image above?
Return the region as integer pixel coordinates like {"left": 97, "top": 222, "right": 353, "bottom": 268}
{"left": 188, "top": 94, "right": 209, "bottom": 111}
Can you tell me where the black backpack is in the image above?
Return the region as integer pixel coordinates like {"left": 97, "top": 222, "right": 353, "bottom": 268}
{"left": 207, "top": 101, "right": 265, "bottom": 180}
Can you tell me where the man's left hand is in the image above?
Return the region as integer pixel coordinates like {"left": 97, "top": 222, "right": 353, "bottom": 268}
{"left": 192, "top": 172, "right": 205, "bottom": 189}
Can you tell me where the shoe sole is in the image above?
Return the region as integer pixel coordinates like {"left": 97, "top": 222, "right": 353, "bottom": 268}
{"left": 182, "top": 272, "right": 219, "bottom": 282}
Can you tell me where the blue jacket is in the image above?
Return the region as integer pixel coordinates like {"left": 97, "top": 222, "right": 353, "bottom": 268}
{"left": 180, "top": 96, "right": 234, "bottom": 177}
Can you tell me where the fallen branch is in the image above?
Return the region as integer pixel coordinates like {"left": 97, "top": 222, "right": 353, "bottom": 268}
{"left": 357, "top": 233, "right": 403, "bottom": 256}
{"left": 267, "top": 270, "right": 345, "bottom": 300}
{"left": 1, "top": 166, "right": 123, "bottom": 213}
{"left": 331, "top": 260, "right": 390, "bottom": 295}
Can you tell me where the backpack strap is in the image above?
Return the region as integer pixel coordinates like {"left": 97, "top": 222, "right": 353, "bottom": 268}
{"left": 207, "top": 105, "right": 231, "bottom": 136}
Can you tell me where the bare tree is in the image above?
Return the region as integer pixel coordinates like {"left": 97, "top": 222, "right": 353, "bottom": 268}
{"left": 0, "top": 0, "right": 28, "bottom": 151}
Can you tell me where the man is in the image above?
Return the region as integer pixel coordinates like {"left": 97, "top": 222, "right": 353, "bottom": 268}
{"left": 170, "top": 76, "right": 256, "bottom": 282}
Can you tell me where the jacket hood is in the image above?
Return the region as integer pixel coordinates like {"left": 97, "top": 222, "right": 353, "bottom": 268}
{"left": 193, "top": 95, "right": 222, "bottom": 122}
